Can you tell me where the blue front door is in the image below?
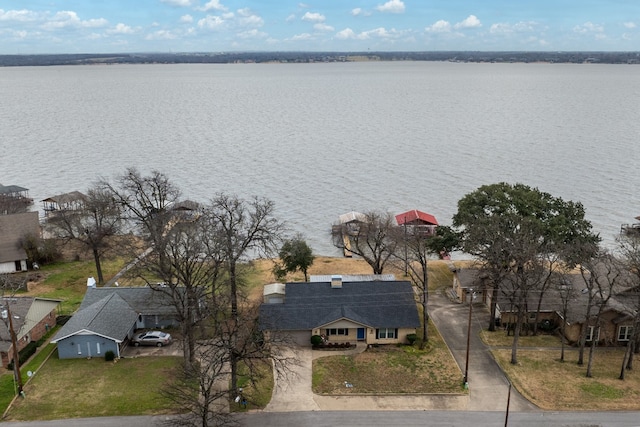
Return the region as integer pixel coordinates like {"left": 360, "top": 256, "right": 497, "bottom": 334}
{"left": 357, "top": 328, "right": 365, "bottom": 340}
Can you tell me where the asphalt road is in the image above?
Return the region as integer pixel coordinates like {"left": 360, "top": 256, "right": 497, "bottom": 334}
{"left": 4, "top": 411, "right": 640, "bottom": 427}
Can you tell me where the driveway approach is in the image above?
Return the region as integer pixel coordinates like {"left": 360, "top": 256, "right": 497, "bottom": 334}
{"left": 429, "top": 290, "right": 538, "bottom": 412}
{"left": 266, "top": 290, "right": 538, "bottom": 413}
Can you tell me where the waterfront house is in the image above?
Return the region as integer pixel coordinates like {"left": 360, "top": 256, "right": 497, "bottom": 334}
{"left": 0, "top": 212, "right": 40, "bottom": 273}
{"left": 52, "top": 286, "right": 180, "bottom": 359}
{"left": 259, "top": 275, "right": 420, "bottom": 347}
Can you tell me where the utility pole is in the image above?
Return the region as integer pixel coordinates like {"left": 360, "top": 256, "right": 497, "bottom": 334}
{"left": 463, "top": 289, "right": 475, "bottom": 386}
{"left": 5, "top": 302, "right": 23, "bottom": 395}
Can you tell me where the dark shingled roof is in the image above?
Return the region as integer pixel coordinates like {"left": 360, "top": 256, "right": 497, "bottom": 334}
{"left": 0, "top": 212, "right": 39, "bottom": 263}
{"left": 52, "top": 293, "right": 139, "bottom": 343}
{"left": 52, "top": 287, "right": 179, "bottom": 343}
{"left": 259, "top": 281, "right": 420, "bottom": 331}
{"left": 79, "top": 287, "right": 177, "bottom": 316}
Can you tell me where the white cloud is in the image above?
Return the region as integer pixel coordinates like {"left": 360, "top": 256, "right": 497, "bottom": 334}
{"left": 454, "top": 15, "right": 481, "bottom": 29}
{"left": 351, "top": 8, "right": 372, "bottom": 17}
{"left": 286, "top": 14, "right": 296, "bottom": 23}
{"left": 335, "top": 27, "right": 401, "bottom": 40}
{"left": 298, "top": 3, "right": 311, "bottom": 8}
{"left": 624, "top": 22, "right": 636, "bottom": 29}
{"left": 573, "top": 22, "right": 604, "bottom": 34}
{"left": 302, "top": 12, "right": 325, "bottom": 23}
{"left": 237, "top": 9, "right": 264, "bottom": 27}
{"left": 179, "top": 14, "right": 193, "bottom": 24}
{"left": 291, "top": 32, "right": 312, "bottom": 40}
{"left": 0, "top": 9, "right": 40, "bottom": 22}
{"left": 314, "top": 23, "right": 334, "bottom": 32}
{"left": 197, "top": 15, "right": 226, "bottom": 30}
{"left": 160, "top": 0, "right": 195, "bottom": 6}
{"left": 426, "top": 20, "right": 451, "bottom": 33}
{"left": 41, "top": 11, "right": 108, "bottom": 30}
{"left": 490, "top": 21, "right": 538, "bottom": 34}
{"left": 335, "top": 28, "right": 357, "bottom": 40}
{"left": 200, "top": 0, "right": 227, "bottom": 12}
{"left": 237, "top": 29, "right": 267, "bottom": 39}
{"left": 145, "top": 29, "right": 178, "bottom": 40}
{"left": 110, "top": 23, "right": 134, "bottom": 34}
{"left": 375, "top": 0, "right": 405, "bottom": 14}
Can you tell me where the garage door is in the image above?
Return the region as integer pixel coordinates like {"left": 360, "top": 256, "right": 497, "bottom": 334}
{"left": 287, "top": 330, "right": 312, "bottom": 347}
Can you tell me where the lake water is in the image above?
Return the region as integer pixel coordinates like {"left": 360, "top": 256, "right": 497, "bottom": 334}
{"left": 2, "top": 62, "right": 639, "bottom": 256}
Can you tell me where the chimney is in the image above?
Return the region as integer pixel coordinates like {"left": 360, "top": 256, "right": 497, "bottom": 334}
{"left": 87, "top": 277, "right": 97, "bottom": 288}
{"left": 331, "top": 275, "right": 343, "bottom": 289}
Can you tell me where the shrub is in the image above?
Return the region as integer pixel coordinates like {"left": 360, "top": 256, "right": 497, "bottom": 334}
{"left": 406, "top": 334, "right": 417, "bottom": 345}
{"left": 7, "top": 341, "right": 38, "bottom": 371}
{"left": 105, "top": 350, "right": 115, "bottom": 362}
{"left": 310, "top": 335, "right": 323, "bottom": 346}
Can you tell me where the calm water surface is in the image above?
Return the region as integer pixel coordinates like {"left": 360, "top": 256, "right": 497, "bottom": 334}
{"left": 2, "top": 62, "right": 639, "bottom": 255}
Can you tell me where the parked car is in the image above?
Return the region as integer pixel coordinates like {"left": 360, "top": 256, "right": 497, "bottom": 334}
{"left": 132, "top": 330, "right": 172, "bottom": 347}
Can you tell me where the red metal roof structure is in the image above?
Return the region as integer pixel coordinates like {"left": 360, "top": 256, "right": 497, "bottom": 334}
{"left": 395, "top": 210, "right": 438, "bottom": 226}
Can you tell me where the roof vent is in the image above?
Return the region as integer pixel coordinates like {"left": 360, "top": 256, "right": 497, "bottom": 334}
{"left": 331, "top": 275, "right": 343, "bottom": 289}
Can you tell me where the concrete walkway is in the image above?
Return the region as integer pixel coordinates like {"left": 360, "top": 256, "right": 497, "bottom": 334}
{"left": 265, "top": 290, "right": 539, "bottom": 413}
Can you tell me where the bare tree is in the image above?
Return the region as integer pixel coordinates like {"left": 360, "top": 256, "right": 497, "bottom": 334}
{"left": 576, "top": 250, "right": 624, "bottom": 377}
{"left": 100, "top": 167, "right": 181, "bottom": 254}
{"left": 331, "top": 211, "right": 398, "bottom": 274}
{"left": 46, "top": 187, "right": 123, "bottom": 284}
{"left": 163, "top": 303, "right": 294, "bottom": 427}
{"left": 395, "top": 225, "right": 459, "bottom": 348}
{"left": 616, "top": 233, "right": 640, "bottom": 378}
{"left": 206, "top": 193, "right": 285, "bottom": 393}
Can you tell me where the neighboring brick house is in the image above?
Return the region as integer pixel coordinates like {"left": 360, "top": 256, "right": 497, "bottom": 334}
{"left": 0, "top": 296, "right": 60, "bottom": 368}
{"left": 259, "top": 275, "right": 420, "bottom": 347}
{"left": 454, "top": 266, "right": 639, "bottom": 346}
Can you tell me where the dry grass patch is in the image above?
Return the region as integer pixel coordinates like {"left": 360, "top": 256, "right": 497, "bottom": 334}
{"left": 480, "top": 329, "right": 563, "bottom": 347}
{"left": 493, "top": 348, "right": 640, "bottom": 410}
{"left": 313, "top": 323, "right": 463, "bottom": 395}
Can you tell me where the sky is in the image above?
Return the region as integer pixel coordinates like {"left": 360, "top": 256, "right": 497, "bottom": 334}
{"left": 0, "top": 1, "right": 639, "bottom": 54}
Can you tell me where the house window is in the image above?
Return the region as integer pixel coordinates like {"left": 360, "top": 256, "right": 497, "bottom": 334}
{"left": 586, "top": 326, "right": 599, "bottom": 342}
{"left": 618, "top": 326, "right": 633, "bottom": 342}
{"left": 96, "top": 342, "right": 101, "bottom": 355}
{"left": 77, "top": 344, "right": 82, "bottom": 355}
{"left": 327, "top": 328, "right": 348, "bottom": 336}
{"left": 377, "top": 328, "right": 397, "bottom": 339}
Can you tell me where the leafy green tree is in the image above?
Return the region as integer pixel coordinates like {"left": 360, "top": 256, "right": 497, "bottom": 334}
{"left": 453, "top": 182, "right": 599, "bottom": 364}
{"left": 275, "top": 234, "right": 314, "bottom": 281}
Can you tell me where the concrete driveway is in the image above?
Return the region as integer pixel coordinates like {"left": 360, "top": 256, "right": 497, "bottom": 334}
{"left": 429, "top": 291, "right": 538, "bottom": 412}
{"left": 264, "top": 291, "right": 539, "bottom": 413}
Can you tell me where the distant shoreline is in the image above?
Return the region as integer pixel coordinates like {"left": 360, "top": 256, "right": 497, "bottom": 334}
{"left": 1, "top": 51, "right": 639, "bottom": 67}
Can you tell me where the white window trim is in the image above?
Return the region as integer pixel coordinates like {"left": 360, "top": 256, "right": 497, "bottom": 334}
{"left": 377, "top": 328, "right": 397, "bottom": 339}
{"left": 618, "top": 325, "right": 633, "bottom": 342}
{"left": 586, "top": 325, "right": 600, "bottom": 342}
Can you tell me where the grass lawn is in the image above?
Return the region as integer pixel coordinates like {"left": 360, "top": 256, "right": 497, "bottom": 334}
{"left": 493, "top": 348, "right": 640, "bottom": 410}
{"left": 5, "top": 352, "right": 182, "bottom": 421}
{"left": 25, "top": 258, "right": 132, "bottom": 314}
{"left": 480, "top": 329, "right": 563, "bottom": 347}
{"left": 313, "top": 323, "right": 464, "bottom": 395}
